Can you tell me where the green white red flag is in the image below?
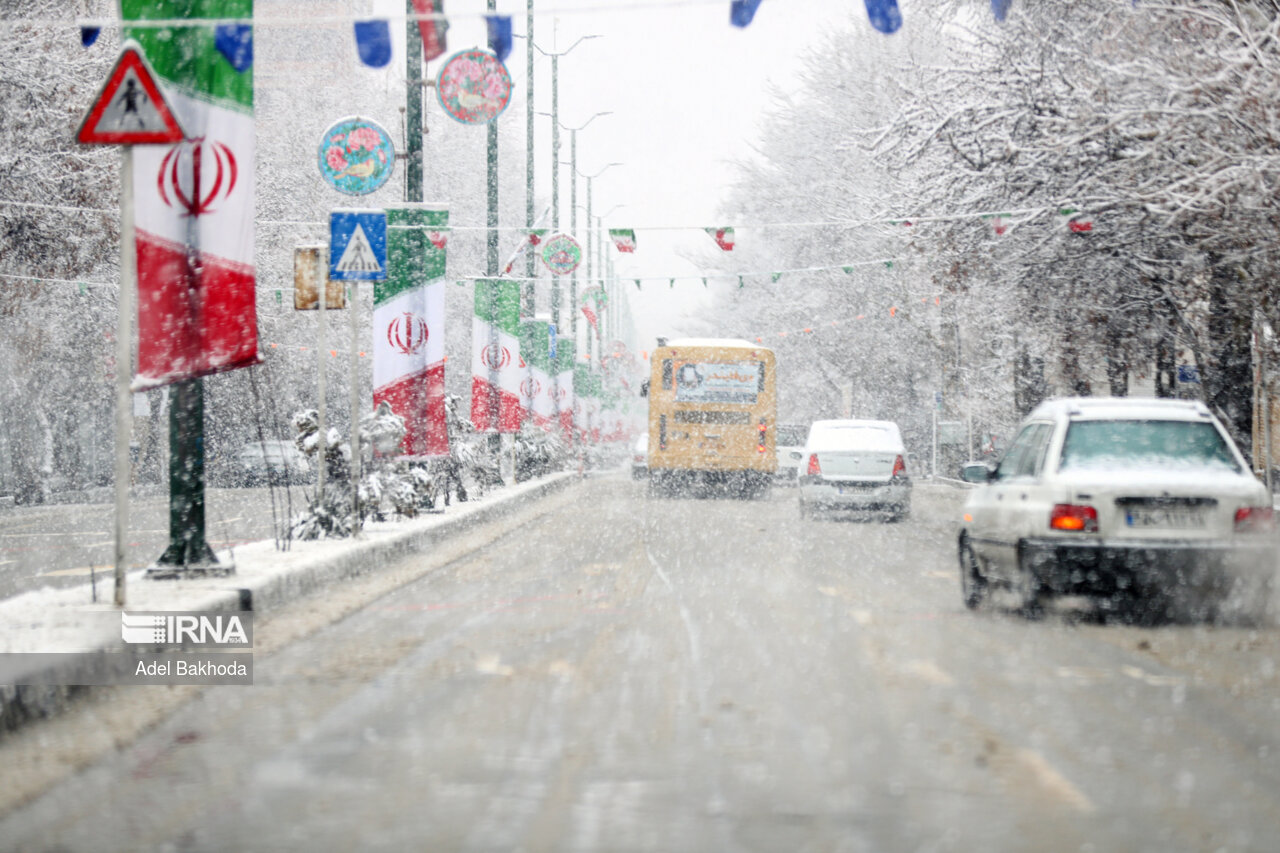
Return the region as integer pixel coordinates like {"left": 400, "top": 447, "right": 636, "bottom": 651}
{"left": 1059, "top": 208, "right": 1093, "bottom": 233}
{"left": 707, "top": 227, "right": 735, "bottom": 251}
{"left": 472, "top": 279, "right": 524, "bottom": 432}
{"left": 609, "top": 229, "right": 636, "bottom": 253}
{"left": 375, "top": 206, "right": 450, "bottom": 456}
{"left": 520, "top": 320, "right": 556, "bottom": 429}
{"left": 124, "top": 0, "right": 258, "bottom": 390}
{"left": 556, "top": 339, "right": 575, "bottom": 439}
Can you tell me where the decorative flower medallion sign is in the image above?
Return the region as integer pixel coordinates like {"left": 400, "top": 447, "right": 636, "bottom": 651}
{"left": 541, "top": 234, "right": 582, "bottom": 276}
{"left": 436, "top": 49, "right": 512, "bottom": 125}
{"left": 317, "top": 116, "right": 396, "bottom": 195}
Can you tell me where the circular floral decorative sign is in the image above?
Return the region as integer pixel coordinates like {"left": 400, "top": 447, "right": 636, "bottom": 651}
{"left": 316, "top": 117, "right": 396, "bottom": 195}
{"left": 436, "top": 49, "right": 512, "bottom": 125}
{"left": 541, "top": 234, "right": 582, "bottom": 276}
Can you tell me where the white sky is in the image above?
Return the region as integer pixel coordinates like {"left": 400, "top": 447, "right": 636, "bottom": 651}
{"left": 376, "top": 0, "right": 862, "bottom": 348}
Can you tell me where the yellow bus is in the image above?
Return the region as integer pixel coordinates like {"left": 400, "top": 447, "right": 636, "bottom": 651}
{"left": 644, "top": 338, "right": 777, "bottom": 497}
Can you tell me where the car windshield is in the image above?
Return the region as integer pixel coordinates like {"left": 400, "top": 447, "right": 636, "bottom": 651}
{"left": 1058, "top": 419, "right": 1240, "bottom": 473}
{"left": 776, "top": 426, "right": 807, "bottom": 446}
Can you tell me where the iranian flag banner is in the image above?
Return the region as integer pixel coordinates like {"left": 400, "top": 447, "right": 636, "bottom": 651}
{"left": 609, "top": 229, "right": 636, "bottom": 253}
{"left": 124, "top": 0, "right": 258, "bottom": 389}
{"left": 374, "top": 206, "right": 450, "bottom": 456}
{"left": 472, "top": 279, "right": 524, "bottom": 432}
{"left": 574, "top": 364, "right": 600, "bottom": 443}
{"left": 519, "top": 320, "right": 556, "bottom": 429}
{"left": 557, "top": 338, "right": 575, "bottom": 439}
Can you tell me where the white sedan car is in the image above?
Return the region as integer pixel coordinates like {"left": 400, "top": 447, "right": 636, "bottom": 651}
{"left": 958, "top": 397, "right": 1275, "bottom": 620}
{"left": 798, "top": 419, "right": 911, "bottom": 520}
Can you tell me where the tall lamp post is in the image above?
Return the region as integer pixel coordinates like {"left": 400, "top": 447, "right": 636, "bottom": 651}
{"left": 577, "top": 164, "right": 622, "bottom": 362}
{"left": 593, "top": 202, "right": 626, "bottom": 359}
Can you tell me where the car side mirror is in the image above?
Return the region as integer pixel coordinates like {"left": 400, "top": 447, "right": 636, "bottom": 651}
{"left": 789, "top": 451, "right": 803, "bottom": 461}
{"left": 960, "top": 462, "right": 996, "bottom": 484}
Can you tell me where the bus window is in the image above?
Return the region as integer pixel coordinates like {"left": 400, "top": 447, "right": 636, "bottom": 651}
{"left": 662, "top": 360, "right": 673, "bottom": 390}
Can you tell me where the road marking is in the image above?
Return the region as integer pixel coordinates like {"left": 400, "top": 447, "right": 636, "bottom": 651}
{"left": 850, "top": 609, "right": 872, "bottom": 625}
{"left": 1014, "top": 748, "right": 1097, "bottom": 814}
{"left": 1121, "top": 664, "right": 1185, "bottom": 688}
{"left": 903, "top": 659, "right": 956, "bottom": 686}
{"left": 40, "top": 566, "right": 111, "bottom": 577}
{"left": 922, "top": 570, "right": 952, "bottom": 580}
{"left": 475, "top": 653, "right": 514, "bottom": 676}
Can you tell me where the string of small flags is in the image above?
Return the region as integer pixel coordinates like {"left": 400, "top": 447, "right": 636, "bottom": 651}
{"left": 70, "top": 0, "right": 1018, "bottom": 58}
{"left": 751, "top": 294, "right": 943, "bottom": 344}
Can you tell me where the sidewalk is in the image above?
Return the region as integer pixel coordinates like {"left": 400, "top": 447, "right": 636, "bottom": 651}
{"left": 0, "top": 471, "right": 579, "bottom": 732}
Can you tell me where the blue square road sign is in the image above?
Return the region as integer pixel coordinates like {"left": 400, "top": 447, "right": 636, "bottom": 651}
{"left": 330, "top": 210, "right": 387, "bottom": 281}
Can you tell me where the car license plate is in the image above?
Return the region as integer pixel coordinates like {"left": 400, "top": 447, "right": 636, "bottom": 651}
{"left": 1125, "top": 507, "right": 1206, "bottom": 529}
{"left": 837, "top": 485, "right": 873, "bottom": 495}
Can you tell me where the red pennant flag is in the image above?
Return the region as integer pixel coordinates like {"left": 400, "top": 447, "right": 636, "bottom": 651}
{"left": 411, "top": 0, "right": 448, "bottom": 62}
{"left": 581, "top": 305, "right": 598, "bottom": 329}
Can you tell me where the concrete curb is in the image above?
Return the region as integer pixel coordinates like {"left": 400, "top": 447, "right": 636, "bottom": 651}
{"left": 0, "top": 471, "right": 581, "bottom": 733}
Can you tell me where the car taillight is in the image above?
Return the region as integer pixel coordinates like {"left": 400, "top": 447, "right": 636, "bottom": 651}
{"left": 807, "top": 454, "right": 821, "bottom": 477}
{"left": 891, "top": 455, "right": 906, "bottom": 479}
{"left": 1234, "top": 506, "right": 1275, "bottom": 533}
{"left": 758, "top": 419, "right": 768, "bottom": 453}
{"left": 1050, "top": 504, "right": 1098, "bottom": 533}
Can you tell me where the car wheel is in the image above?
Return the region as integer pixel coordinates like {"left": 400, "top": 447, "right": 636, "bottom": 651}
{"left": 958, "top": 535, "right": 988, "bottom": 610}
{"left": 1013, "top": 546, "right": 1047, "bottom": 619}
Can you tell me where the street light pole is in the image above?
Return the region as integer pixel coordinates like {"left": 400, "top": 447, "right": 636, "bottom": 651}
{"left": 524, "top": 0, "right": 535, "bottom": 317}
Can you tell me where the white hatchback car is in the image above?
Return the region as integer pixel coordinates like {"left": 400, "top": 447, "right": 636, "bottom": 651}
{"left": 798, "top": 419, "right": 911, "bottom": 520}
{"left": 958, "top": 398, "right": 1275, "bottom": 619}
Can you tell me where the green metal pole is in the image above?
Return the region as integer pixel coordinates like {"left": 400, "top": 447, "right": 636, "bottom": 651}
{"left": 152, "top": 377, "right": 218, "bottom": 572}
{"left": 406, "top": 0, "right": 423, "bottom": 203}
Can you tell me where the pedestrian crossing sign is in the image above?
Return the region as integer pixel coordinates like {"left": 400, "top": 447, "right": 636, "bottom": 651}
{"left": 77, "top": 41, "right": 184, "bottom": 146}
{"left": 330, "top": 209, "right": 388, "bottom": 281}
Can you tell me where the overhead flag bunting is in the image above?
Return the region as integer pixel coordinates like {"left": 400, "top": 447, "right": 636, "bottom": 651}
{"left": 354, "top": 19, "right": 392, "bottom": 68}
{"left": 864, "top": 0, "right": 903, "bottom": 34}
{"left": 411, "top": 0, "right": 448, "bottom": 61}
{"left": 982, "top": 213, "right": 1010, "bottom": 236}
{"left": 730, "top": 0, "right": 763, "bottom": 27}
{"left": 1059, "top": 208, "right": 1093, "bottom": 233}
{"left": 81, "top": 26, "right": 101, "bottom": 47}
{"left": 375, "top": 207, "right": 450, "bottom": 456}
{"left": 123, "top": 0, "right": 259, "bottom": 389}
{"left": 707, "top": 227, "right": 735, "bottom": 251}
{"left": 486, "top": 14, "right": 512, "bottom": 63}
{"left": 992, "top": 0, "right": 1013, "bottom": 22}
{"left": 609, "top": 229, "right": 636, "bottom": 253}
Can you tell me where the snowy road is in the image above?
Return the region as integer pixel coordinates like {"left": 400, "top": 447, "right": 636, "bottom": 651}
{"left": 2, "top": 475, "right": 1278, "bottom": 851}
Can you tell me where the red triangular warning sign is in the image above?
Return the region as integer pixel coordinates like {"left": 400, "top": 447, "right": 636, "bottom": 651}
{"left": 77, "top": 40, "right": 184, "bottom": 146}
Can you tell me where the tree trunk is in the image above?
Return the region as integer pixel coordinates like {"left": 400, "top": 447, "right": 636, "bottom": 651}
{"left": 1014, "top": 350, "right": 1047, "bottom": 417}
{"left": 1205, "top": 257, "right": 1254, "bottom": 456}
